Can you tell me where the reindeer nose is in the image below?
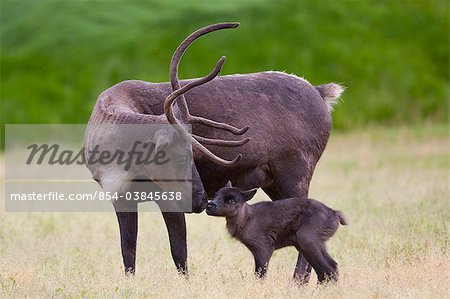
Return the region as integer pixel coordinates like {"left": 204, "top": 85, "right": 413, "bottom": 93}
{"left": 206, "top": 201, "right": 218, "bottom": 215}
{"left": 206, "top": 202, "right": 217, "bottom": 210}
{"left": 206, "top": 201, "right": 219, "bottom": 216}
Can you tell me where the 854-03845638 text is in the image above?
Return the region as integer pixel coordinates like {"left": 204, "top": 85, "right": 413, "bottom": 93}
{"left": 9, "top": 191, "right": 183, "bottom": 201}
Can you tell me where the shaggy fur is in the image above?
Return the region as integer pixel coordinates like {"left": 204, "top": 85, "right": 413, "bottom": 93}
{"left": 207, "top": 182, "right": 347, "bottom": 283}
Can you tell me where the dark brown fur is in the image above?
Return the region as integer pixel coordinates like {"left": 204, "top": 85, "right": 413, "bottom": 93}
{"left": 91, "top": 71, "right": 336, "bottom": 194}
{"left": 206, "top": 182, "right": 347, "bottom": 283}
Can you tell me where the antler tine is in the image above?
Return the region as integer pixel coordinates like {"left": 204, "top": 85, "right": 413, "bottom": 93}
{"left": 190, "top": 117, "right": 250, "bottom": 135}
{"left": 165, "top": 56, "right": 225, "bottom": 127}
{"left": 164, "top": 56, "right": 244, "bottom": 166}
{"left": 192, "top": 134, "right": 250, "bottom": 147}
{"left": 170, "top": 22, "right": 249, "bottom": 135}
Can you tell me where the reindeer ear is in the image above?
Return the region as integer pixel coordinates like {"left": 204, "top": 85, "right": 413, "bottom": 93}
{"left": 241, "top": 188, "right": 257, "bottom": 202}
{"left": 226, "top": 180, "right": 233, "bottom": 188}
{"left": 154, "top": 129, "right": 174, "bottom": 152}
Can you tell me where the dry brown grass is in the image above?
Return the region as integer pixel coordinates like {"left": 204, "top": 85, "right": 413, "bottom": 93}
{"left": 0, "top": 124, "right": 449, "bottom": 298}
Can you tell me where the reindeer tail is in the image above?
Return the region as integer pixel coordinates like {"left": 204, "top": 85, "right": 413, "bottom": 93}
{"left": 316, "top": 83, "right": 345, "bottom": 112}
{"left": 336, "top": 210, "right": 348, "bottom": 226}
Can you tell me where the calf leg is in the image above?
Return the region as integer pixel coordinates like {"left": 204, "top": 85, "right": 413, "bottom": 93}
{"left": 162, "top": 212, "right": 188, "bottom": 275}
{"left": 252, "top": 247, "right": 274, "bottom": 278}
{"left": 302, "top": 250, "right": 338, "bottom": 283}
{"left": 318, "top": 246, "right": 339, "bottom": 281}
{"left": 294, "top": 253, "right": 312, "bottom": 284}
{"left": 297, "top": 236, "right": 338, "bottom": 283}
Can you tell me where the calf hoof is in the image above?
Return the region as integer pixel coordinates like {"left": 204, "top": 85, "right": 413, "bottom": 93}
{"left": 177, "top": 269, "right": 188, "bottom": 277}
{"left": 293, "top": 273, "right": 311, "bottom": 286}
{"left": 124, "top": 267, "right": 135, "bottom": 276}
{"left": 317, "top": 271, "right": 339, "bottom": 284}
{"left": 254, "top": 270, "right": 267, "bottom": 279}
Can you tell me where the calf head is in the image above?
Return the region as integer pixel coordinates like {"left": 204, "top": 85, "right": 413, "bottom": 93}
{"left": 206, "top": 181, "right": 257, "bottom": 217}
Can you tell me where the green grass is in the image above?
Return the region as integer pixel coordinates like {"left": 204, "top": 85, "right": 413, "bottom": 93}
{"left": 1, "top": 0, "right": 448, "bottom": 143}
{"left": 0, "top": 124, "right": 448, "bottom": 297}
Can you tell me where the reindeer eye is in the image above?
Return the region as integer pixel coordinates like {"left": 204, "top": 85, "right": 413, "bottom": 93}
{"left": 179, "top": 155, "right": 190, "bottom": 165}
{"left": 224, "top": 196, "right": 235, "bottom": 204}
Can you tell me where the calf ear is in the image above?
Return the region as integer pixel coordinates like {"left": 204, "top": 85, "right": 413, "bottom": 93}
{"left": 226, "top": 180, "right": 233, "bottom": 188}
{"left": 241, "top": 188, "right": 257, "bottom": 202}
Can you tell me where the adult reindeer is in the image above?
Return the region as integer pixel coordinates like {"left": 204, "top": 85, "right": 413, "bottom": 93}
{"left": 85, "top": 22, "right": 344, "bottom": 283}
{"left": 84, "top": 27, "right": 249, "bottom": 275}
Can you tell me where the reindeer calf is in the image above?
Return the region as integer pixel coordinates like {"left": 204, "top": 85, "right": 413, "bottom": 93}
{"left": 206, "top": 182, "right": 347, "bottom": 283}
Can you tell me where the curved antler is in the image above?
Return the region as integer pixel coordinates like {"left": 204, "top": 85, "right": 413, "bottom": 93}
{"left": 164, "top": 56, "right": 246, "bottom": 166}
{"left": 170, "top": 22, "right": 249, "bottom": 136}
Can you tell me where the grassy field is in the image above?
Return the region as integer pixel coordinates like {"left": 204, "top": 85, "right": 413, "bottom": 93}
{"left": 0, "top": 124, "right": 448, "bottom": 298}
{"left": 1, "top": 1, "right": 448, "bottom": 297}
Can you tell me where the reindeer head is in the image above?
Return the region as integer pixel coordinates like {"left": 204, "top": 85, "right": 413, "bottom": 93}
{"left": 206, "top": 181, "right": 257, "bottom": 217}
{"left": 86, "top": 23, "right": 249, "bottom": 214}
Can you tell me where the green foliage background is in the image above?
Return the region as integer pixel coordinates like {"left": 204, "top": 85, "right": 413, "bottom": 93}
{"left": 1, "top": 0, "right": 448, "bottom": 144}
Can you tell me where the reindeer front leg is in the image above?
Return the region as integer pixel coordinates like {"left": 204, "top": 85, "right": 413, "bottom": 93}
{"left": 114, "top": 206, "right": 138, "bottom": 275}
{"left": 162, "top": 212, "right": 188, "bottom": 274}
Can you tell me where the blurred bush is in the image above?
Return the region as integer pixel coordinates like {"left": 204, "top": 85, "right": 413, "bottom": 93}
{"left": 1, "top": 0, "right": 448, "bottom": 146}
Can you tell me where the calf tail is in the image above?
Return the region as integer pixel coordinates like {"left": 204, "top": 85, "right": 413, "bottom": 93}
{"left": 336, "top": 210, "right": 348, "bottom": 226}
{"left": 316, "top": 83, "right": 345, "bottom": 112}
